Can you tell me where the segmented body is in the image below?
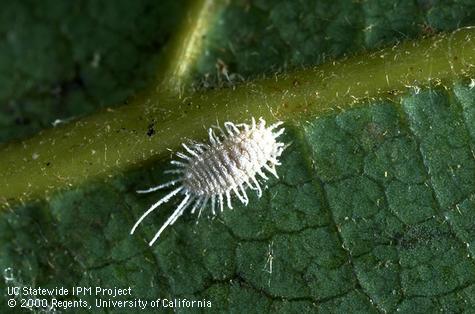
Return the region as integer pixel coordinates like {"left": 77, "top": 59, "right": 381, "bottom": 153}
{"left": 131, "top": 117, "right": 285, "bottom": 246}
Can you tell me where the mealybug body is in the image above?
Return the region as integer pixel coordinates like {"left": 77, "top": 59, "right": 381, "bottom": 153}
{"left": 131, "top": 117, "right": 285, "bottom": 245}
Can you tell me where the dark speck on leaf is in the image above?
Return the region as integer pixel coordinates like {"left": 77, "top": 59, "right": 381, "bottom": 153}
{"left": 147, "top": 123, "right": 155, "bottom": 137}
{"left": 15, "top": 117, "right": 31, "bottom": 125}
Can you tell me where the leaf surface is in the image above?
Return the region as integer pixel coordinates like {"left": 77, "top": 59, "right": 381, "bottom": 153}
{"left": 1, "top": 1, "right": 475, "bottom": 313}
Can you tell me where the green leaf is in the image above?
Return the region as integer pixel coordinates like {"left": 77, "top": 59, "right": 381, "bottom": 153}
{"left": 1, "top": 1, "right": 475, "bottom": 313}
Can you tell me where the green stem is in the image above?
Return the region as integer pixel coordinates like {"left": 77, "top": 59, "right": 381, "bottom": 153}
{"left": 0, "top": 28, "right": 474, "bottom": 208}
{"left": 154, "top": 0, "right": 226, "bottom": 97}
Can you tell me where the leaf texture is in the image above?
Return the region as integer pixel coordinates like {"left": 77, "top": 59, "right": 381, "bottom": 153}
{"left": 1, "top": 1, "right": 475, "bottom": 313}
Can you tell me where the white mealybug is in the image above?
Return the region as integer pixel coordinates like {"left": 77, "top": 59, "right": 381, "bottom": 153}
{"left": 131, "top": 117, "right": 285, "bottom": 246}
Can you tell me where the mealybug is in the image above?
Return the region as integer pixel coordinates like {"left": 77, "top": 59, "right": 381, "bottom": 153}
{"left": 131, "top": 117, "right": 286, "bottom": 245}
